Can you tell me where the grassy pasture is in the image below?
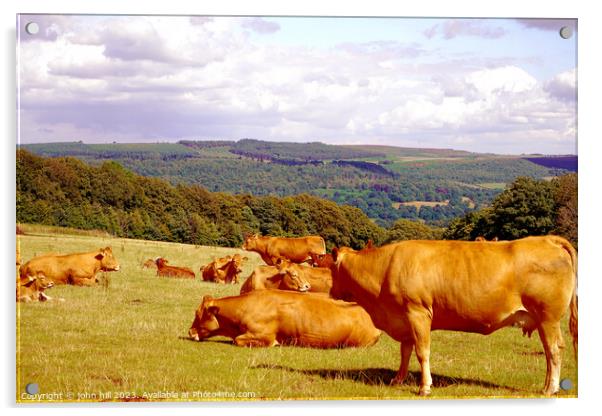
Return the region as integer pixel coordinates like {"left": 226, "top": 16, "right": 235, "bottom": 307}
{"left": 16, "top": 231, "right": 577, "bottom": 402}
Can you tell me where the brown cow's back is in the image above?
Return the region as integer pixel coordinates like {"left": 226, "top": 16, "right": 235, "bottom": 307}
{"left": 243, "top": 235, "right": 326, "bottom": 265}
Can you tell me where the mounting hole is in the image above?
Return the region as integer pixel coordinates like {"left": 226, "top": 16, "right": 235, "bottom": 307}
{"left": 559, "top": 26, "right": 573, "bottom": 39}
{"left": 25, "top": 22, "right": 39, "bottom": 35}
{"left": 25, "top": 383, "right": 39, "bottom": 394}
{"left": 559, "top": 378, "right": 573, "bottom": 390}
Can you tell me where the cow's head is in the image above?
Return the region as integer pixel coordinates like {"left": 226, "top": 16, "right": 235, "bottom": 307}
{"left": 97, "top": 247, "right": 120, "bottom": 271}
{"left": 17, "top": 272, "right": 54, "bottom": 302}
{"left": 230, "top": 254, "right": 248, "bottom": 273}
{"left": 189, "top": 296, "right": 220, "bottom": 341}
{"left": 242, "top": 234, "right": 259, "bottom": 250}
{"left": 275, "top": 260, "right": 311, "bottom": 292}
{"left": 20, "top": 271, "right": 53, "bottom": 289}
{"left": 329, "top": 247, "right": 357, "bottom": 301}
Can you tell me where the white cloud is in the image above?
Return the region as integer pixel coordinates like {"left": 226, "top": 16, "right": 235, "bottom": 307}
{"left": 18, "top": 15, "right": 576, "bottom": 154}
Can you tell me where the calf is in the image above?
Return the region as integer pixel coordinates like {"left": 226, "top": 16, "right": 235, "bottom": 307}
{"left": 189, "top": 290, "right": 381, "bottom": 348}
{"left": 17, "top": 272, "right": 57, "bottom": 302}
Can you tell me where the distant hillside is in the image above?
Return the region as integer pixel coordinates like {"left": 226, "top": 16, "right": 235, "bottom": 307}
{"left": 20, "top": 140, "right": 571, "bottom": 227}
{"left": 16, "top": 149, "right": 384, "bottom": 249}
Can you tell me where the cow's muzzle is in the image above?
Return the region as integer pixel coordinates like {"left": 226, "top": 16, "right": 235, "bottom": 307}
{"left": 188, "top": 328, "right": 200, "bottom": 341}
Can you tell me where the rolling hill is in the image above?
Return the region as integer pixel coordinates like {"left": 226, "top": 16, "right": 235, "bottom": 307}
{"left": 21, "top": 140, "right": 574, "bottom": 227}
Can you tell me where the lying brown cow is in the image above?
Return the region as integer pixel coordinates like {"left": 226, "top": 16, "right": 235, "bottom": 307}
{"left": 189, "top": 290, "right": 381, "bottom": 348}
{"left": 275, "top": 260, "right": 332, "bottom": 293}
{"left": 201, "top": 254, "right": 247, "bottom": 284}
{"left": 19, "top": 247, "right": 120, "bottom": 286}
{"left": 242, "top": 234, "right": 325, "bottom": 265}
{"left": 239, "top": 264, "right": 311, "bottom": 294}
{"left": 155, "top": 258, "right": 195, "bottom": 279}
{"left": 330, "top": 235, "right": 578, "bottom": 396}
{"left": 17, "top": 272, "right": 56, "bottom": 302}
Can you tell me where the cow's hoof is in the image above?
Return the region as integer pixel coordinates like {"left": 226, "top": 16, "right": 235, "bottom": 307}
{"left": 542, "top": 388, "right": 559, "bottom": 397}
{"left": 389, "top": 376, "right": 405, "bottom": 386}
{"left": 418, "top": 387, "right": 431, "bottom": 397}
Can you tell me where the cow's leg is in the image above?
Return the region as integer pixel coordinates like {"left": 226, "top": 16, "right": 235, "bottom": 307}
{"left": 234, "top": 332, "right": 275, "bottom": 347}
{"left": 390, "top": 339, "right": 414, "bottom": 386}
{"left": 537, "top": 320, "right": 563, "bottom": 396}
{"left": 408, "top": 308, "right": 433, "bottom": 396}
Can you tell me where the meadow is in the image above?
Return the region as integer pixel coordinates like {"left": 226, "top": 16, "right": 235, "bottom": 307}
{"left": 16, "top": 228, "right": 578, "bottom": 402}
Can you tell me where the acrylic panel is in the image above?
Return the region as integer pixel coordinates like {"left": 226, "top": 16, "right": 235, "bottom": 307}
{"left": 16, "top": 14, "right": 577, "bottom": 403}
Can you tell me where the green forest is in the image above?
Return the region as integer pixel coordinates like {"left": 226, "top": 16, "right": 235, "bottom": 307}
{"left": 22, "top": 140, "right": 569, "bottom": 227}
{"left": 16, "top": 149, "right": 577, "bottom": 249}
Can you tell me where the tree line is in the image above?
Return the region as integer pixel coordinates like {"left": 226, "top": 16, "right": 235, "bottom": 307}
{"left": 16, "top": 149, "right": 577, "bottom": 250}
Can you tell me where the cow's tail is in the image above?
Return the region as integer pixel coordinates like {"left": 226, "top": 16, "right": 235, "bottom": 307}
{"left": 555, "top": 236, "right": 578, "bottom": 361}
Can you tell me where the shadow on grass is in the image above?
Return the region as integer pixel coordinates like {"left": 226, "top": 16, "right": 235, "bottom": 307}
{"left": 251, "top": 364, "right": 520, "bottom": 392}
{"left": 178, "top": 336, "right": 233, "bottom": 345}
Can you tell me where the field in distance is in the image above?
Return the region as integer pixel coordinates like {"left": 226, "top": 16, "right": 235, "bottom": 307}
{"left": 16, "top": 226, "right": 577, "bottom": 401}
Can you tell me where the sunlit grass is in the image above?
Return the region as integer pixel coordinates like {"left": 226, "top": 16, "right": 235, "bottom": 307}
{"left": 16, "top": 232, "right": 577, "bottom": 402}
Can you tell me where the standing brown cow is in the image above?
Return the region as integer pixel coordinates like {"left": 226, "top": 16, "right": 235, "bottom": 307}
{"left": 330, "top": 236, "right": 577, "bottom": 396}
{"left": 242, "top": 234, "right": 326, "bottom": 265}
{"left": 19, "top": 247, "right": 120, "bottom": 286}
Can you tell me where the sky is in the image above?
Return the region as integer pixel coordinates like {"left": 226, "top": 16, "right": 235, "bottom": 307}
{"left": 17, "top": 14, "right": 577, "bottom": 154}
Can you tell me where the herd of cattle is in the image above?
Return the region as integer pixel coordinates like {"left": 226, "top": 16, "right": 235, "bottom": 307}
{"left": 16, "top": 233, "right": 578, "bottom": 396}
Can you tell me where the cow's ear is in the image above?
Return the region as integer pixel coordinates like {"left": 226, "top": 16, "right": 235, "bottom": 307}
{"left": 95, "top": 252, "right": 105, "bottom": 261}
{"left": 207, "top": 306, "right": 219, "bottom": 315}
{"left": 331, "top": 247, "right": 339, "bottom": 262}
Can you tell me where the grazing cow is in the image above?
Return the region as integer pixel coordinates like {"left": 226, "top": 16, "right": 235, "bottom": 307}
{"left": 239, "top": 264, "right": 311, "bottom": 294}
{"left": 17, "top": 272, "right": 56, "bottom": 302}
{"left": 19, "top": 247, "right": 120, "bottom": 286}
{"left": 242, "top": 234, "right": 326, "bottom": 265}
{"left": 201, "top": 254, "right": 248, "bottom": 284}
{"left": 155, "top": 258, "right": 195, "bottom": 279}
{"left": 275, "top": 260, "right": 332, "bottom": 293}
{"left": 189, "top": 290, "right": 381, "bottom": 348}
{"left": 330, "top": 236, "right": 578, "bottom": 396}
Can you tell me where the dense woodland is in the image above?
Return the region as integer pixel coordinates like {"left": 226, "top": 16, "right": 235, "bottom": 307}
{"left": 16, "top": 149, "right": 577, "bottom": 249}
{"left": 23, "top": 141, "right": 567, "bottom": 227}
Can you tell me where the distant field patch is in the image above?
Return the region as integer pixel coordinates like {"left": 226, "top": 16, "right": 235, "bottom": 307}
{"left": 461, "top": 197, "right": 475, "bottom": 209}
{"left": 393, "top": 200, "right": 450, "bottom": 210}
{"left": 478, "top": 183, "right": 507, "bottom": 190}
